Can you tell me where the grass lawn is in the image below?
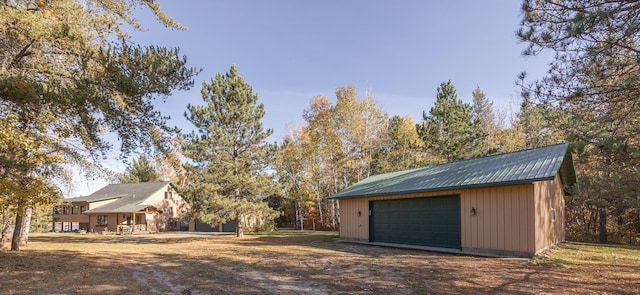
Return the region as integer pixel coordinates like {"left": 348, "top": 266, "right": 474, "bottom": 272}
{"left": 1, "top": 231, "right": 639, "bottom": 294}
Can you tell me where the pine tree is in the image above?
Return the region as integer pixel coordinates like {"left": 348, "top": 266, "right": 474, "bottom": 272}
{"left": 119, "top": 157, "right": 162, "bottom": 183}
{"left": 471, "top": 86, "right": 497, "bottom": 154}
{"left": 515, "top": 97, "right": 563, "bottom": 149}
{"left": 418, "top": 81, "right": 486, "bottom": 162}
{"left": 181, "top": 65, "right": 279, "bottom": 237}
{"left": 0, "top": 0, "right": 197, "bottom": 250}
{"left": 518, "top": 0, "right": 640, "bottom": 243}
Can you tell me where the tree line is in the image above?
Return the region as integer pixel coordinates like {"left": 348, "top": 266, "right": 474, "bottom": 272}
{"left": 274, "top": 81, "right": 564, "bottom": 231}
{"left": 2, "top": 0, "right": 639, "bottom": 250}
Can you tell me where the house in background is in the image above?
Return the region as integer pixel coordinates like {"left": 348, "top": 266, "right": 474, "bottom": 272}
{"left": 330, "top": 143, "right": 577, "bottom": 257}
{"left": 54, "top": 182, "right": 188, "bottom": 233}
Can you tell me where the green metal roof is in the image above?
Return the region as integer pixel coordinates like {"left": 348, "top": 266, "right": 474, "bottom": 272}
{"left": 329, "top": 143, "right": 576, "bottom": 199}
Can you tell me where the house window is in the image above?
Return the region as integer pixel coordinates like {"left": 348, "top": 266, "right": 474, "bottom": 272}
{"left": 72, "top": 206, "right": 79, "bottom": 214}
{"left": 80, "top": 205, "right": 87, "bottom": 214}
{"left": 97, "top": 215, "right": 108, "bottom": 225}
{"left": 169, "top": 207, "right": 174, "bottom": 215}
{"left": 551, "top": 208, "right": 557, "bottom": 222}
{"left": 61, "top": 206, "right": 69, "bottom": 215}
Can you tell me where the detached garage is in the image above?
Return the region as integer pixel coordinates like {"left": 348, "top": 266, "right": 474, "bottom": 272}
{"left": 329, "top": 143, "right": 577, "bottom": 257}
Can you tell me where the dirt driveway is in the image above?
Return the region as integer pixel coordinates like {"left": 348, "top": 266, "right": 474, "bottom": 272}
{"left": 1, "top": 232, "right": 639, "bottom": 294}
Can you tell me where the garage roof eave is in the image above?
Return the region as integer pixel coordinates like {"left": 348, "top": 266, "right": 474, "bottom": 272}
{"left": 328, "top": 177, "right": 555, "bottom": 200}
{"left": 329, "top": 143, "right": 575, "bottom": 200}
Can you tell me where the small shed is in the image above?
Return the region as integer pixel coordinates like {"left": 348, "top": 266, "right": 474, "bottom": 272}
{"left": 329, "top": 143, "right": 577, "bottom": 257}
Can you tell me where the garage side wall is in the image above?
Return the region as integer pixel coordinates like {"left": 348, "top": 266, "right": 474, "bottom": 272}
{"left": 462, "top": 184, "right": 536, "bottom": 256}
{"left": 533, "top": 174, "right": 566, "bottom": 253}
{"left": 338, "top": 197, "right": 370, "bottom": 241}
{"left": 337, "top": 184, "right": 537, "bottom": 256}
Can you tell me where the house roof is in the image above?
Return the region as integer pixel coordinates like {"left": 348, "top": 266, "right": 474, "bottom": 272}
{"left": 329, "top": 143, "right": 576, "bottom": 199}
{"left": 65, "top": 194, "right": 126, "bottom": 203}
{"left": 67, "top": 182, "right": 171, "bottom": 213}
{"left": 83, "top": 201, "right": 159, "bottom": 214}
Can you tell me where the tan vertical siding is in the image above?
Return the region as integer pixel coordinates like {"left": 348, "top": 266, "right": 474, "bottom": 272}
{"left": 468, "top": 190, "right": 476, "bottom": 248}
{"left": 337, "top": 182, "right": 540, "bottom": 256}
{"left": 461, "top": 190, "right": 470, "bottom": 248}
{"left": 517, "top": 184, "right": 535, "bottom": 254}
{"left": 490, "top": 187, "right": 498, "bottom": 249}
{"left": 463, "top": 184, "right": 535, "bottom": 254}
{"left": 503, "top": 188, "right": 513, "bottom": 250}
{"left": 533, "top": 174, "right": 566, "bottom": 253}
{"left": 527, "top": 186, "right": 536, "bottom": 253}
{"left": 338, "top": 198, "right": 369, "bottom": 241}
{"left": 510, "top": 186, "right": 519, "bottom": 251}
{"left": 477, "top": 189, "right": 486, "bottom": 248}
{"left": 495, "top": 186, "right": 505, "bottom": 250}
{"left": 519, "top": 186, "right": 527, "bottom": 251}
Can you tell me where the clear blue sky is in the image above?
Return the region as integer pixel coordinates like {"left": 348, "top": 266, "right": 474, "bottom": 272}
{"left": 72, "top": 0, "right": 552, "bottom": 196}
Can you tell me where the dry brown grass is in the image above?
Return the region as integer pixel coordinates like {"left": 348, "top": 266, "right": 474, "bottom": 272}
{"left": 1, "top": 231, "right": 639, "bottom": 294}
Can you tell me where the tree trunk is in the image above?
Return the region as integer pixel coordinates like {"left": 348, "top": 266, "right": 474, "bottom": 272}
{"left": 11, "top": 213, "right": 24, "bottom": 251}
{"left": 317, "top": 198, "right": 324, "bottom": 230}
{"left": 330, "top": 200, "right": 336, "bottom": 230}
{"left": 1, "top": 208, "right": 13, "bottom": 250}
{"left": 236, "top": 214, "right": 244, "bottom": 238}
{"left": 295, "top": 203, "right": 302, "bottom": 231}
{"left": 599, "top": 208, "right": 607, "bottom": 243}
{"left": 19, "top": 206, "right": 33, "bottom": 247}
{"left": 336, "top": 200, "right": 340, "bottom": 226}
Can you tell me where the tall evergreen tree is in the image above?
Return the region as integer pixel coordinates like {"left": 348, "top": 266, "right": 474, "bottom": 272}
{"left": 516, "top": 97, "right": 563, "bottom": 149}
{"left": 0, "top": 0, "right": 197, "bottom": 250}
{"left": 471, "top": 86, "right": 497, "bottom": 154}
{"left": 119, "top": 157, "right": 162, "bottom": 183}
{"left": 181, "top": 65, "right": 279, "bottom": 237}
{"left": 418, "top": 81, "right": 486, "bottom": 162}
{"left": 518, "top": 0, "right": 640, "bottom": 243}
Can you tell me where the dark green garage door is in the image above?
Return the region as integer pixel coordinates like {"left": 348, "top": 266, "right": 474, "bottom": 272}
{"left": 369, "top": 195, "right": 461, "bottom": 249}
